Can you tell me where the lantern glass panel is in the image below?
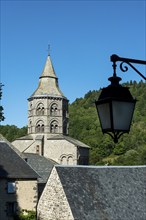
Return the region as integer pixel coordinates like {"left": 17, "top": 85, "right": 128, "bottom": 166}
{"left": 97, "top": 103, "right": 111, "bottom": 130}
{"left": 112, "top": 101, "right": 135, "bottom": 131}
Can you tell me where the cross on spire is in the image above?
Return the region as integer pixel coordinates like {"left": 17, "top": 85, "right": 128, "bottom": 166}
{"left": 47, "top": 44, "right": 51, "bottom": 56}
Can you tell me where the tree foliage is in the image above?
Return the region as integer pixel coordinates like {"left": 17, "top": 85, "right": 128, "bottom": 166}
{"left": 0, "top": 83, "right": 5, "bottom": 122}
{"left": 0, "top": 81, "right": 145, "bottom": 166}
{"left": 0, "top": 125, "right": 27, "bottom": 142}
{"left": 69, "top": 81, "right": 146, "bottom": 165}
{"left": 14, "top": 210, "right": 36, "bottom": 220}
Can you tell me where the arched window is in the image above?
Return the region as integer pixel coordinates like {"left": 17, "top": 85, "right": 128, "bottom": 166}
{"left": 50, "top": 120, "right": 58, "bottom": 133}
{"left": 67, "top": 156, "right": 73, "bottom": 165}
{"left": 50, "top": 103, "right": 58, "bottom": 116}
{"left": 36, "top": 103, "right": 45, "bottom": 116}
{"left": 41, "top": 124, "right": 44, "bottom": 132}
{"left": 60, "top": 155, "right": 67, "bottom": 165}
{"left": 42, "top": 107, "right": 45, "bottom": 115}
{"left": 30, "top": 103, "right": 33, "bottom": 109}
{"left": 36, "top": 120, "right": 44, "bottom": 133}
{"left": 28, "top": 120, "right": 32, "bottom": 133}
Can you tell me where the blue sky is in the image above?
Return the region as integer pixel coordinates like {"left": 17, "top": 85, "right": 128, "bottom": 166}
{"left": 1, "top": 0, "right": 146, "bottom": 128}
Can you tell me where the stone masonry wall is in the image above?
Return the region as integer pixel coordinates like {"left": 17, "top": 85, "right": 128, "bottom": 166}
{"left": 12, "top": 139, "right": 34, "bottom": 152}
{"left": 37, "top": 167, "right": 74, "bottom": 220}
{"left": 44, "top": 139, "right": 77, "bottom": 164}
{"left": 17, "top": 180, "right": 38, "bottom": 211}
{"left": 0, "top": 179, "right": 37, "bottom": 220}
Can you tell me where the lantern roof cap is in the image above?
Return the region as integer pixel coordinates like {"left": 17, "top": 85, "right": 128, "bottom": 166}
{"left": 98, "top": 76, "right": 136, "bottom": 102}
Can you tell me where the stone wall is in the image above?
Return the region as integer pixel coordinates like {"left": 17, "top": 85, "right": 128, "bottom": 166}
{"left": 12, "top": 137, "right": 78, "bottom": 165}
{"left": 12, "top": 139, "right": 34, "bottom": 152}
{"left": 17, "top": 180, "right": 38, "bottom": 211}
{"left": 44, "top": 139, "right": 77, "bottom": 164}
{"left": 0, "top": 179, "right": 37, "bottom": 219}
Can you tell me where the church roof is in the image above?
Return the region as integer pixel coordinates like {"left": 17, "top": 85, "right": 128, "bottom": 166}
{"left": 55, "top": 165, "right": 146, "bottom": 220}
{"left": 0, "top": 141, "right": 38, "bottom": 179}
{"left": 40, "top": 54, "right": 57, "bottom": 78}
{"left": 23, "top": 153, "right": 57, "bottom": 183}
{"left": 47, "top": 134, "right": 90, "bottom": 148}
{"left": 30, "top": 55, "right": 66, "bottom": 98}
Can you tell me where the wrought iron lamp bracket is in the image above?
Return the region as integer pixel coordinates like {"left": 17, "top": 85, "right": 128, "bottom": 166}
{"left": 106, "top": 131, "right": 125, "bottom": 143}
{"left": 111, "top": 54, "right": 146, "bottom": 80}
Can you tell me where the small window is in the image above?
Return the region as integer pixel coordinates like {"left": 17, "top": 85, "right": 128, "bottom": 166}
{"left": 36, "top": 145, "right": 39, "bottom": 154}
{"left": 7, "top": 182, "right": 16, "bottom": 194}
{"left": 6, "top": 202, "right": 17, "bottom": 216}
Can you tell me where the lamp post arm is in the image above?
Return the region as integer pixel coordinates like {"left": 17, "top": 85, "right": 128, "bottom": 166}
{"left": 110, "top": 54, "right": 146, "bottom": 80}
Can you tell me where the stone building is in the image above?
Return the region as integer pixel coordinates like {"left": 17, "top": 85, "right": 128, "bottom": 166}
{"left": 0, "top": 137, "right": 38, "bottom": 219}
{"left": 22, "top": 153, "right": 57, "bottom": 199}
{"left": 37, "top": 165, "right": 146, "bottom": 220}
{"left": 12, "top": 55, "right": 90, "bottom": 165}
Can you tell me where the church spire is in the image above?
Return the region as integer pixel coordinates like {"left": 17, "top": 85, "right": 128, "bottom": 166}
{"left": 40, "top": 55, "right": 57, "bottom": 79}
{"left": 28, "top": 53, "right": 69, "bottom": 136}
{"left": 30, "top": 55, "right": 65, "bottom": 97}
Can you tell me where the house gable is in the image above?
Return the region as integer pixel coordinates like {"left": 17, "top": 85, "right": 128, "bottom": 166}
{"left": 37, "top": 167, "right": 74, "bottom": 220}
{"left": 38, "top": 165, "right": 146, "bottom": 220}
{"left": 0, "top": 141, "right": 38, "bottom": 179}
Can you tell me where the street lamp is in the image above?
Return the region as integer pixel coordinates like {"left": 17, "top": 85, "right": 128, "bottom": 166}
{"left": 95, "top": 54, "right": 146, "bottom": 143}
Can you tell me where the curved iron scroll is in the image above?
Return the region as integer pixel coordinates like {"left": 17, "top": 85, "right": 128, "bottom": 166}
{"left": 120, "top": 61, "right": 146, "bottom": 80}
{"left": 106, "top": 131, "right": 125, "bottom": 143}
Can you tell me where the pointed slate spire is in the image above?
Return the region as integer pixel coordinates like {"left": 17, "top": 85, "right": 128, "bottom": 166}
{"left": 31, "top": 55, "right": 65, "bottom": 97}
{"left": 40, "top": 55, "right": 57, "bottom": 79}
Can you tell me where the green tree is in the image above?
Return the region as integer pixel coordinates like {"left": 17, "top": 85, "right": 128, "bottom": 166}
{"left": 0, "top": 83, "right": 5, "bottom": 122}
{"left": 69, "top": 81, "right": 146, "bottom": 165}
{"left": 0, "top": 125, "right": 27, "bottom": 142}
{"left": 0, "top": 81, "right": 145, "bottom": 166}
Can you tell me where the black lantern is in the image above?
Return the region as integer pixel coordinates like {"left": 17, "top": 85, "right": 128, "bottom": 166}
{"left": 95, "top": 75, "right": 136, "bottom": 143}
{"left": 95, "top": 54, "right": 146, "bottom": 143}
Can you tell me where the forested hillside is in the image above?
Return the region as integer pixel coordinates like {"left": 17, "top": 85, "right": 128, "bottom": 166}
{"left": 0, "top": 81, "right": 146, "bottom": 165}
{"left": 0, "top": 125, "right": 27, "bottom": 142}
{"left": 69, "top": 80, "right": 146, "bottom": 165}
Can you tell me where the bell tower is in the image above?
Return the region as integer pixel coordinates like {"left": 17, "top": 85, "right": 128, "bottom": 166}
{"left": 27, "top": 55, "right": 69, "bottom": 136}
{"left": 12, "top": 53, "right": 89, "bottom": 165}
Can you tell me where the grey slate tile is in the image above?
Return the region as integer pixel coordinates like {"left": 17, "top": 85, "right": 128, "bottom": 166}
{"left": 56, "top": 165, "right": 146, "bottom": 220}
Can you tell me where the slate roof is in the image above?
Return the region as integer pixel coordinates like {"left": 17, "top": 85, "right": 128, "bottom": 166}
{"left": 47, "top": 134, "right": 90, "bottom": 148}
{"left": 15, "top": 135, "right": 33, "bottom": 140}
{"left": 55, "top": 165, "right": 146, "bottom": 220}
{"left": 30, "top": 55, "right": 66, "bottom": 98}
{"left": 0, "top": 141, "right": 38, "bottom": 179}
{"left": 15, "top": 134, "right": 90, "bottom": 149}
{"left": 23, "top": 153, "right": 57, "bottom": 183}
{"left": 0, "top": 134, "right": 23, "bottom": 156}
